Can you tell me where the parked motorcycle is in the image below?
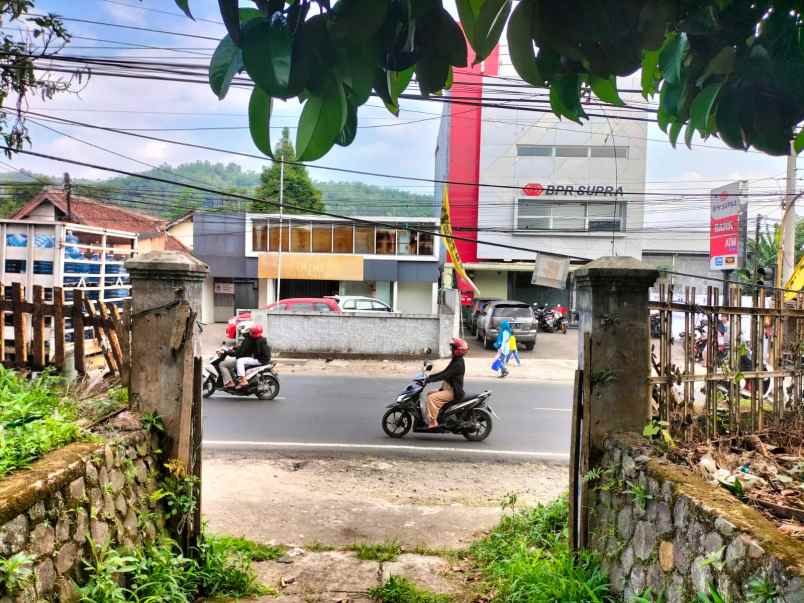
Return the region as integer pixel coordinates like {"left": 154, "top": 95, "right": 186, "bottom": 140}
{"left": 202, "top": 347, "right": 280, "bottom": 400}
{"left": 381, "top": 358, "right": 497, "bottom": 442}
{"left": 535, "top": 306, "right": 567, "bottom": 334}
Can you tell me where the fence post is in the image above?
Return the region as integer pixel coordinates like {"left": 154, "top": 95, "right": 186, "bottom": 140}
{"left": 574, "top": 257, "right": 659, "bottom": 449}
{"left": 125, "top": 250, "right": 208, "bottom": 462}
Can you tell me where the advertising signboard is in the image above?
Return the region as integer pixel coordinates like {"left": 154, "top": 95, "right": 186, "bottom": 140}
{"left": 710, "top": 182, "right": 747, "bottom": 271}
{"left": 531, "top": 253, "right": 570, "bottom": 289}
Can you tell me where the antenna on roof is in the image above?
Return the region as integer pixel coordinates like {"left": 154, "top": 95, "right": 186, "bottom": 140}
{"left": 63, "top": 172, "right": 72, "bottom": 222}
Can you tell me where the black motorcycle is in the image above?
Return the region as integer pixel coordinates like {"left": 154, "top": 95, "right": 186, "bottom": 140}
{"left": 202, "top": 347, "right": 280, "bottom": 400}
{"left": 381, "top": 360, "right": 497, "bottom": 442}
{"left": 536, "top": 306, "right": 567, "bottom": 334}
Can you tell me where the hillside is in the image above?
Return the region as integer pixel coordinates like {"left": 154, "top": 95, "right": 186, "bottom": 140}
{"left": 36, "top": 162, "right": 436, "bottom": 219}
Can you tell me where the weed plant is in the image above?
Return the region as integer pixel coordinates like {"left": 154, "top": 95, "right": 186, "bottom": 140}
{"left": 368, "top": 575, "right": 451, "bottom": 603}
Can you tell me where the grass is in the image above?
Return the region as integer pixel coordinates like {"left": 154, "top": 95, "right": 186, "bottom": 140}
{"left": 0, "top": 367, "right": 83, "bottom": 479}
{"left": 351, "top": 541, "right": 403, "bottom": 562}
{"left": 469, "top": 497, "right": 613, "bottom": 603}
{"left": 75, "top": 532, "right": 271, "bottom": 603}
{"left": 368, "top": 575, "right": 451, "bottom": 603}
{"left": 204, "top": 534, "right": 285, "bottom": 562}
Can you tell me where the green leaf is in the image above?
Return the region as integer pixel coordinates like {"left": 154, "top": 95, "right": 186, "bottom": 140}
{"left": 794, "top": 129, "right": 804, "bottom": 154}
{"left": 296, "top": 76, "right": 347, "bottom": 161}
{"left": 456, "top": 0, "right": 481, "bottom": 47}
{"left": 468, "top": 0, "right": 511, "bottom": 64}
{"left": 641, "top": 48, "right": 660, "bottom": 98}
{"left": 383, "top": 66, "right": 415, "bottom": 115}
{"left": 330, "top": 0, "right": 390, "bottom": 42}
{"left": 668, "top": 120, "right": 683, "bottom": 147}
{"left": 248, "top": 86, "right": 273, "bottom": 159}
{"left": 416, "top": 54, "right": 450, "bottom": 96}
{"left": 507, "top": 0, "right": 543, "bottom": 87}
{"left": 549, "top": 74, "right": 586, "bottom": 124}
{"left": 690, "top": 82, "right": 722, "bottom": 136}
{"left": 209, "top": 36, "right": 242, "bottom": 100}
{"left": 697, "top": 46, "right": 736, "bottom": 86}
{"left": 684, "top": 122, "right": 695, "bottom": 148}
{"left": 219, "top": 0, "right": 240, "bottom": 44}
{"left": 174, "top": 0, "right": 193, "bottom": 19}
{"left": 658, "top": 32, "right": 687, "bottom": 85}
{"left": 242, "top": 17, "right": 293, "bottom": 96}
{"left": 590, "top": 75, "right": 624, "bottom": 107}
{"left": 438, "top": 9, "right": 468, "bottom": 68}
{"left": 336, "top": 102, "right": 358, "bottom": 147}
{"left": 341, "top": 46, "right": 375, "bottom": 106}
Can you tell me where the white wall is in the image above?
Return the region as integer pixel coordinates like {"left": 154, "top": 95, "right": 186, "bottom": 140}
{"left": 201, "top": 274, "right": 214, "bottom": 324}
{"left": 397, "top": 282, "right": 434, "bottom": 314}
{"left": 27, "top": 202, "right": 57, "bottom": 221}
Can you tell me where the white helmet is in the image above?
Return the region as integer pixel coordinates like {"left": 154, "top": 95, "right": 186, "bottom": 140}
{"left": 238, "top": 320, "right": 254, "bottom": 336}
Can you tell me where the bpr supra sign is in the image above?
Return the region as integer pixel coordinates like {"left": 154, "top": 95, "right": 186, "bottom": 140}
{"left": 710, "top": 182, "right": 747, "bottom": 271}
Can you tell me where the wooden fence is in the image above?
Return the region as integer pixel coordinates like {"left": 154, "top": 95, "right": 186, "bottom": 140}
{"left": 0, "top": 282, "right": 129, "bottom": 378}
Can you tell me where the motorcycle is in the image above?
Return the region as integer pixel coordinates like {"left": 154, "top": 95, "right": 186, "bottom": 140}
{"left": 536, "top": 306, "right": 566, "bottom": 333}
{"left": 202, "top": 346, "right": 280, "bottom": 400}
{"left": 381, "top": 358, "right": 497, "bottom": 442}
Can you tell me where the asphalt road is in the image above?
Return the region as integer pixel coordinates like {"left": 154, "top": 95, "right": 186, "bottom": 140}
{"left": 202, "top": 375, "right": 572, "bottom": 461}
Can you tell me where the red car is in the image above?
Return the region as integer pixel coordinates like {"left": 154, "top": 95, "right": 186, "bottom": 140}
{"left": 226, "top": 298, "right": 342, "bottom": 337}
{"left": 265, "top": 297, "right": 342, "bottom": 314}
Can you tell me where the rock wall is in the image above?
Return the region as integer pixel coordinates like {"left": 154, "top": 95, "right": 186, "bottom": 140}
{"left": 0, "top": 416, "right": 162, "bottom": 602}
{"left": 589, "top": 434, "right": 804, "bottom": 603}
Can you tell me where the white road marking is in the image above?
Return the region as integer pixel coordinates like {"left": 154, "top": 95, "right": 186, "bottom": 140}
{"left": 203, "top": 440, "right": 569, "bottom": 460}
{"left": 532, "top": 407, "right": 572, "bottom": 412}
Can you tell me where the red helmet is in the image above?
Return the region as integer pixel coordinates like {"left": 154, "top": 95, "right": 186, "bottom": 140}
{"left": 249, "top": 324, "right": 264, "bottom": 338}
{"left": 451, "top": 337, "right": 469, "bottom": 357}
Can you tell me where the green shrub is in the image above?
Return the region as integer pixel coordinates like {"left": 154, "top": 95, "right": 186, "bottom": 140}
{"left": 197, "top": 533, "right": 269, "bottom": 599}
{"left": 0, "top": 367, "right": 82, "bottom": 478}
{"left": 205, "top": 534, "right": 284, "bottom": 562}
{"left": 352, "top": 541, "right": 403, "bottom": 562}
{"left": 470, "top": 498, "right": 613, "bottom": 603}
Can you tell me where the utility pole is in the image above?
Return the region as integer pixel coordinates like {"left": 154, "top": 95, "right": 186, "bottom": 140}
{"left": 276, "top": 155, "right": 284, "bottom": 302}
{"left": 753, "top": 214, "right": 762, "bottom": 288}
{"left": 63, "top": 172, "right": 72, "bottom": 222}
{"left": 778, "top": 149, "right": 797, "bottom": 288}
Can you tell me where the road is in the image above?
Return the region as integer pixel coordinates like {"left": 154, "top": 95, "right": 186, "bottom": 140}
{"left": 202, "top": 375, "right": 572, "bottom": 461}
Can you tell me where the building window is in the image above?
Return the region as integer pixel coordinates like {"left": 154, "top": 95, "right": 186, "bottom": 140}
{"left": 253, "top": 220, "right": 268, "bottom": 251}
{"left": 354, "top": 226, "right": 375, "bottom": 254}
{"left": 312, "top": 224, "right": 333, "bottom": 253}
{"left": 5, "top": 260, "right": 26, "bottom": 273}
{"left": 516, "top": 199, "right": 623, "bottom": 232}
{"left": 333, "top": 225, "right": 354, "bottom": 253}
{"left": 375, "top": 228, "right": 397, "bottom": 255}
{"left": 517, "top": 145, "right": 553, "bottom": 157}
{"left": 590, "top": 145, "right": 629, "bottom": 158}
{"left": 269, "top": 222, "right": 289, "bottom": 252}
{"left": 554, "top": 146, "right": 589, "bottom": 158}
{"left": 397, "top": 229, "right": 417, "bottom": 255}
{"left": 291, "top": 223, "right": 311, "bottom": 252}
{"left": 417, "top": 230, "right": 434, "bottom": 256}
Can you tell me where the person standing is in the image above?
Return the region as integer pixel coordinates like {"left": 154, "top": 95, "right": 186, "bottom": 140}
{"left": 491, "top": 319, "right": 512, "bottom": 378}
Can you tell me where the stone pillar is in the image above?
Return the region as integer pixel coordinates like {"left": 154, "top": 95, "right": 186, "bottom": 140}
{"left": 125, "top": 251, "right": 208, "bottom": 461}
{"left": 574, "top": 257, "right": 658, "bottom": 448}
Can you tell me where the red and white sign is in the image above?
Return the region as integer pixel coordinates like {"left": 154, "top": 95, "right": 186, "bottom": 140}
{"left": 710, "top": 183, "right": 746, "bottom": 271}
{"left": 522, "top": 183, "right": 544, "bottom": 197}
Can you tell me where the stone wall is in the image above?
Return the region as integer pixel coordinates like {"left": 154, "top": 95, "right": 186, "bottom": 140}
{"left": 0, "top": 414, "right": 163, "bottom": 602}
{"left": 589, "top": 434, "right": 804, "bottom": 603}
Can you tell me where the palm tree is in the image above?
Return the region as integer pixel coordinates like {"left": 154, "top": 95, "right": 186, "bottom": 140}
{"left": 739, "top": 225, "right": 779, "bottom": 287}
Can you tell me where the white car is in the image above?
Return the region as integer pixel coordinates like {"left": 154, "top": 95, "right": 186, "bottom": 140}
{"left": 333, "top": 296, "right": 393, "bottom": 313}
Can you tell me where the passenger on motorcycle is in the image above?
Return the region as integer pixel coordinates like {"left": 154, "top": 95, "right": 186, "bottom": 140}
{"left": 424, "top": 337, "right": 468, "bottom": 428}
{"left": 219, "top": 322, "right": 272, "bottom": 389}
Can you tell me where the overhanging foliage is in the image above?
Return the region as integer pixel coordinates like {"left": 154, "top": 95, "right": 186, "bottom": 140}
{"left": 179, "top": 0, "right": 804, "bottom": 161}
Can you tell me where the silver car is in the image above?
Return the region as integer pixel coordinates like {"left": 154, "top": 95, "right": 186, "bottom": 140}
{"left": 476, "top": 301, "right": 538, "bottom": 351}
{"left": 334, "top": 296, "right": 393, "bottom": 313}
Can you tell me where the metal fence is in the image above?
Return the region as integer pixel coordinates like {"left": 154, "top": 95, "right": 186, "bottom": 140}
{"left": 649, "top": 283, "right": 804, "bottom": 442}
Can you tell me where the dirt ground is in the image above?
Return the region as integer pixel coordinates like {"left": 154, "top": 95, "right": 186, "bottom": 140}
{"left": 202, "top": 452, "right": 568, "bottom": 550}
{"left": 206, "top": 452, "right": 567, "bottom": 602}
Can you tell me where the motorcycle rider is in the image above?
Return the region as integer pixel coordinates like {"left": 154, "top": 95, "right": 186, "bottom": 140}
{"left": 424, "top": 337, "right": 468, "bottom": 428}
{"left": 219, "top": 322, "right": 272, "bottom": 389}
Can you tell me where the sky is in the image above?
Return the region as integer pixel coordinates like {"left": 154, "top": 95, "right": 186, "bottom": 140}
{"left": 3, "top": 0, "right": 799, "bottom": 229}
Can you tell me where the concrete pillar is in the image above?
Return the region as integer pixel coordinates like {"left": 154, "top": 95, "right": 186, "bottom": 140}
{"left": 125, "top": 251, "right": 209, "bottom": 461}
{"left": 574, "top": 257, "right": 658, "bottom": 448}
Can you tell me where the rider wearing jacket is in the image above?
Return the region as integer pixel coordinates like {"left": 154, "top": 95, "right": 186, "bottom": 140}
{"left": 220, "top": 322, "right": 271, "bottom": 388}
{"left": 424, "top": 337, "right": 468, "bottom": 428}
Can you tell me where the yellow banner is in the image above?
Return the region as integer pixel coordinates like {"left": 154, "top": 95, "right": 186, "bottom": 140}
{"left": 440, "top": 188, "right": 479, "bottom": 293}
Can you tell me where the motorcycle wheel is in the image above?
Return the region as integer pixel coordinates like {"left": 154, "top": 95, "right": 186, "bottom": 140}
{"left": 463, "top": 409, "right": 493, "bottom": 442}
{"left": 202, "top": 376, "right": 216, "bottom": 399}
{"left": 382, "top": 408, "right": 412, "bottom": 438}
{"left": 256, "top": 375, "right": 280, "bottom": 400}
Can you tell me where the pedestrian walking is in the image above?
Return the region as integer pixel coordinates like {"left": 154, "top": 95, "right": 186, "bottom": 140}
{"left": 509, "top": 333, "right": 521, "bottom": 368}
{"left": 491, "top": 320, "right": 512, "bottom": 378}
